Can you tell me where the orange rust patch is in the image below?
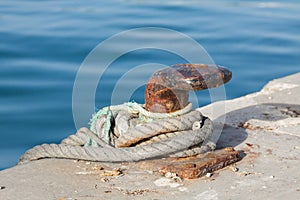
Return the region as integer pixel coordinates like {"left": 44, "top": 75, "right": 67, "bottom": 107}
{"left": 136, "top": 147, "right": 240, "bottom": 179}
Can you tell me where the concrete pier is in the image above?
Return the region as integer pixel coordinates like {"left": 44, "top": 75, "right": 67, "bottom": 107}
{"left": 1, "top": 73, "right": 299, "bottom": 200}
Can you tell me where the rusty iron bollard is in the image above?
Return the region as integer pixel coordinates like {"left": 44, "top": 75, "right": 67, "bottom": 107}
{"left": 141, "top": 64, "right": 238, "bottom": 179}
{"left": 145, "top": 64, "right": 232, "bottom": 113}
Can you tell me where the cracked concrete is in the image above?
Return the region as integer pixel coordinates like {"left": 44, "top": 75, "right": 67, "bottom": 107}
{"left": 1, "top": 72, "right": 299, "bottom": 200}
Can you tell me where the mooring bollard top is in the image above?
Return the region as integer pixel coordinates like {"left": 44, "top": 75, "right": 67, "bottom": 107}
{"left": 145, "top": 64, "right": 232, "bottom": 113}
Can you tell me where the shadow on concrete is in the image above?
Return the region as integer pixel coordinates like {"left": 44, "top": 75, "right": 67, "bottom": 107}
{"left": 214, "top": 103, "right": 300, "bottom": 154}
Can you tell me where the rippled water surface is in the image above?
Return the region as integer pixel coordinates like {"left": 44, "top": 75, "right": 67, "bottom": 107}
{"left": 1, "top": 0, "right": 300, "bottom": 169}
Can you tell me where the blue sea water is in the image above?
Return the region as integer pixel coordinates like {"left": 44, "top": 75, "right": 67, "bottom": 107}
{"left": 0, "top": 0, "right": 300, "bottom": 170}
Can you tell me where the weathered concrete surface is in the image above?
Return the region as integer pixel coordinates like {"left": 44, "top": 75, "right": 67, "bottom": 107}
{"left": 1, "top": 73, "right": 300, "bottom": 200}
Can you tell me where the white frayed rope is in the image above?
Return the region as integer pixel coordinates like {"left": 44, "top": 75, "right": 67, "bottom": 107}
{"left": 19, "top": 102, "right": 215, "bottom": 164}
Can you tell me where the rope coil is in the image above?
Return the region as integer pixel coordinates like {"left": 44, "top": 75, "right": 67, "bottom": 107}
{"left": 19, "top": 102, "right": 215, "bottom": 164}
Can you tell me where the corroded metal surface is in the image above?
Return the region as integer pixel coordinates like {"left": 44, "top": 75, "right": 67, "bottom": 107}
{"left": 137, "top": 147, "right": 240, "bottom": 179}
{"left": 160, "top": 147, "right": 240, "bottom": 179}
{"left": 145, "top": 64, "right": 232, "bottom": 113}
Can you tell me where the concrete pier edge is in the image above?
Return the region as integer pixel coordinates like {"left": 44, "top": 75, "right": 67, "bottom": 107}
{"left": 1, "top": 72, "right": 299, "bottom": 200}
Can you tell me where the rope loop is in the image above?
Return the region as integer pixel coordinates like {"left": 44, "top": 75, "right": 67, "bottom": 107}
{"left": 19, "top": 102, "right": 215, "bottom": 164}
{"left": 88, "top": 102, "right": 193, "bottom": 146}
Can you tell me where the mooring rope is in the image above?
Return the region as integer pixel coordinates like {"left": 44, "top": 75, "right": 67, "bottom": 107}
{"left": 19, "top": 102, "right": 215, "bottom": 164}
{"left": 88, "top": 102, "right": 193, "bottom": 146}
